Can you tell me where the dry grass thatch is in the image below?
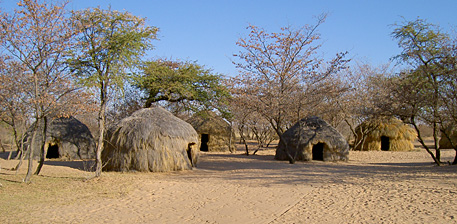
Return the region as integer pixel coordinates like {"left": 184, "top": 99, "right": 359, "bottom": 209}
{"left": 439, "top": 126, "right": 457, "bottom": 149}
{"left": 275, "top": 116, "right": 349, "bottom": 162}
{"left": 187, "top": 111, "right": 234, "bottom": 152}
{"left": 102, "top": 107, "right": 200, "bottom": 172}
{"left": 23, "top": 117, "right": 96, "bottom": 160}
{"left": 354, "top": 117, "right": 416, "bottom": 151}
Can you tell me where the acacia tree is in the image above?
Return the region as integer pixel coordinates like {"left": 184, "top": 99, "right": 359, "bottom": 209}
{"left": 334, "top": 62, "right": 395, "bottom": 149}
{"left": 0, "top": 0, "right": 85, "bottom": 182}
{"left": 230, "top": 14, "right": 349, "bottom": 163}
{"left": 438, "top": 34, "right": 457, "bottom": 164}
{"left": 70, "top": 7, "right": 158, "bottom": 177}
{"left": 0, "top": 56, "right": 30, "bottom": 161}
{"left": 138, "top": 59, "right": 231, "bottom": 117}
{"left": 389, "top": 18, "right": 453, "bottom": 165}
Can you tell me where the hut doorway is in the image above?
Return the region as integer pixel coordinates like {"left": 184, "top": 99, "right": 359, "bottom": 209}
{"left": 381, "top": 136, "right": 390, "bottom": 151}
{"left": 200, "top": 134, "right": 209, "bottom": 151}
{"left": 46, "top": 143, "right": 60, "bottom": 158}
{"left": 187, "top": 143, "right": 195, "bottom": 166}
{"left": 312, "top": 143, "right": 324, "bottom": 160}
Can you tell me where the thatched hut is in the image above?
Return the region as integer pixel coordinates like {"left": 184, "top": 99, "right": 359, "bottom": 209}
{"left": 23, "top": 117, "right": 96, "bottom": 160}
{"left": 102, "top": 107, "right": 200, "bottom": 172}
{"left": 439, "top": 126, "right": 457, "bottom": 149}
{"left": 187, "top": 112, "right": 234, "bottom": 152}
{"left": 275, "top": 116, "right": 349, "bottom": 162}
{"left": 354, "top": 117, "right": 416, "bottom": 151}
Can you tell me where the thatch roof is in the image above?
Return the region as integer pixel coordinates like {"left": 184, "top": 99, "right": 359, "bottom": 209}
{"left": 102, "top": 107, "right": 200, "bottom": 172}
{"left": 439, "top": 126, "right": 457, "bottom": 149}
{"left": 354, "top": 117, "right": 416, "bottom": 151}
{"left": 275, "top": 116, "right": 349, "bottom": 162}
{"left": 186, "top": 111, "right": 234, "bottom": 152}
{"left": 23, "top": 117, "right": 96, "bottom": 160}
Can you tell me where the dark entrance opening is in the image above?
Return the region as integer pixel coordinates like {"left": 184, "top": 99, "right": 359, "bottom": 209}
{"left": 312, "top": 143, "right": 324, "bottom": 160}
{"left": 381, "top": 136, "right": 390, "bottom": 151}
{"left": 187, "top": 143, "right": 195, "bottom": 166}
{"left": 200, "top": 134, "right": 209, "bottom": 151}
{"left": 46, "top": 144, "right": 60, "bottom": 158}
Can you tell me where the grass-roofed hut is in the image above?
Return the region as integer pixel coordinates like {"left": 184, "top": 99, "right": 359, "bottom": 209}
{"left": 102, "top": 107, "right": 200, "bottom": 172}
{"left": 23, "top": 116, "right": 96, "bottom": 160}
{"left": 354, "top": 117, "right": 416, "bottom": 151}
{"left": 439, "top": 126, "right": 457, "bottom": 149}
{"left": 187, "top": 111, "right": 234, "bottom": 152}
{"left": 275, "top": 116, "right": 349, "bottom": 162}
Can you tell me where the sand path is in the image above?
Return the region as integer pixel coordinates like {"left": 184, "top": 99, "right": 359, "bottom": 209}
{"left": 2, "top": 150, "right": 457, "bottom": 223}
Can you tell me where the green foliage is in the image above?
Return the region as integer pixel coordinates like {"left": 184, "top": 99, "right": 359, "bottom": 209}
{"left": 69, "top": 7, "right": 159, "bottom": 92}
{"left": 392, "top": 18, "right": 448, "bottom": 66}
{"left": 137, "top": 59, "right": 231, "bottom": 116}
{"left": 69, "top": 6, "right": 159, "bottom": 177}
{"left": 390, "top": 18, "right": 457, "bottom": 164}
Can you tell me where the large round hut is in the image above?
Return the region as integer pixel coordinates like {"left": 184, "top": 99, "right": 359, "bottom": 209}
{"left": 275, "top": 116, "right": 349, "bottom": 162}
{"left": 102, "top": 107, "right": 200, "bottom": 172}
{"left": 23, "top": 116, "right": 96, "bottom": 160}
{"left": 354, "top": 117, "right": 416, "bottom": 151}
{"left": 439, "top": 126, "right": 457, "bottom": 149}
{"left": 187, "top": 112, "right": 234, "bottom": 152}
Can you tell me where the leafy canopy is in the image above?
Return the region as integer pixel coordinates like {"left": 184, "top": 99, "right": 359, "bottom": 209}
{"left": 70, "top": 7, "right": 158, "bottom": 91}
{"left": 138, "top": 59, "right": 231, "bottom": 115}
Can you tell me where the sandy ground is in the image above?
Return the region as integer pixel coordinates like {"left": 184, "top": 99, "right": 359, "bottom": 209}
{"left": 1, "top": 147, "right": 457, "bottom": 224}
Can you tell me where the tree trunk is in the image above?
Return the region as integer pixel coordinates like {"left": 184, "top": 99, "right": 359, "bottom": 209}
{"left": 24, "top": 120, "right": 40, "bottom": 183}
{"left": 228, "top": 121, "right": 234, "bottom": 153}
{"left": 34, "top": 116, "right": 48, "bottom": 175}
{"left": 432, "top": 122, "right": 441, "bottom": 163}
{"left": 411, "top": 118, "right": 440, "bottom": 165}
{"left": 271, "top": 124, "right": 295, "bottom": 164}
{"left": 13, "top": 141, "right": 26, "bottom": 172}
{"left": 13, "top": 133, "right": 23, "bottom": 160}
{"left": 239, "top": 129, "right": 249, "bottom": 155}
{"left": 95, "top": 88, "right": 107, "bottom": 177}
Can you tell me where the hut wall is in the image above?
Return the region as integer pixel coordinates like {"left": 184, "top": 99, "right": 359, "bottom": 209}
{"left": 206, "top": 133, "right": 233, "bottom": 152}
{"left": 439, "top": 128, "right": 457, "bottom": 149}
{"left": 102, "top": 107, "right": 200, "bottom": 172}
{"left": 276, "top": 139, "right": 349, "bottom": 162}
{"left": 103, "top": 134, "right": 198, "bottom": 172}
{"left": 22, "top": 117, "right": 96, "bottom": 160}
{"left": 358, "top": 136, "right": 414, "bottom": 151}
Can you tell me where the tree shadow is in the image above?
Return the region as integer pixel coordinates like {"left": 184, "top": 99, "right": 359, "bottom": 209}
{"left": 43, "top": 160, "right": 96, "bottom": 172}
{"left": 189, "top": 152, "right": 457, "bottom": 187}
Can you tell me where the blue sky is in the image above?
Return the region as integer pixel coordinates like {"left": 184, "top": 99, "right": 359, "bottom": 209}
{"left": 2, "top": 0, "right": 457, "bottom": 76}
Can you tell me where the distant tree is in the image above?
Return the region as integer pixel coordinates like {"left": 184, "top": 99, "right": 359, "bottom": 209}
{"left": 335, "top": 62, "right": 395, "bottom": 149}
{"left": 0, "top": 0, "right": 87, "bottom": 182}
{"left": 230, "top": 14, "right": 349, "bottom": 163}
{"left": 0, "top": 56, "right": 30, "bottom": 158}
{"left": 106, "top": 86, "right": 144, "bottom": 123}
{"left": 70, "top": 7, "right": 158, "bottom": 177}
{"left": 138, "top": 59, "right": 231, "bottom": 117}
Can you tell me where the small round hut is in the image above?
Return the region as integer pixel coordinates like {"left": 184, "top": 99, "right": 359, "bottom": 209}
{"left": 23, "top": 116, "right": 96, "bottom": 160}
{"left": 354, "top": 117, "right": 416, "bottom": 151}
{"left": 439, "top": 126, "right": 457, "bottom": 149}
{"left": 275, "top": 116, "right": 349, "bottom": 162}
{"left": 102, "top": 107, "right": 200, "bottom": 172}
{"left": 187, "top": 112, "right": 234, "bottom": 152}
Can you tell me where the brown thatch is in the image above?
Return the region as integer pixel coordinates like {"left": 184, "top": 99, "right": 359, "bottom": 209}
{"left": 187, "top": 112, "right": 234, "bottom": 152}
{"left": 439, "top": 126, "right": 457, "bottom": 149}
{"left": 23, "top": 117, "right": 96, "bottom": 160}
{"left": 275, "top": 116, "right": 349, "bottom": 162}
{"left": 102, "top": 107, "right": 199, "bottom": 172}
{"left": 354, "top": 117, "right": 416, "bottom": 151}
